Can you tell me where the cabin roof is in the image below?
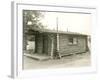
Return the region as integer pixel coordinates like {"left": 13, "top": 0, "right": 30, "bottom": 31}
{"left": 28, "top": 28, "right": 88, "bottom": 36}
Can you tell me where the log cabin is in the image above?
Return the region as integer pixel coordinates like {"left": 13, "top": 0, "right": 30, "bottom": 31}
{"left": 25, "top": 28, "right": 89, "bottom": 59}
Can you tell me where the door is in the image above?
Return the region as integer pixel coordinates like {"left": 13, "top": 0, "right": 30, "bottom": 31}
{"left": 43, "top": 35, "right": 48, "bottom": 54}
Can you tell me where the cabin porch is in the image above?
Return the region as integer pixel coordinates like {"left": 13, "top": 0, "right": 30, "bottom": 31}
{"left": 24, "top": 30, "right": 57, "bottom": 59}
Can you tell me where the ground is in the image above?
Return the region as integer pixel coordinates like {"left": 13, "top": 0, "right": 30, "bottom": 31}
{"left": 23, "top": 52, "right": 91, "bottom": 70}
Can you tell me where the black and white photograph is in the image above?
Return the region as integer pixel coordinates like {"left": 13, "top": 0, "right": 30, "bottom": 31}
{"left": 10, "top": 1, "right": 98, "bottom": 79}
{"left": 0, "top": 0, "right": 100, "bottom": 79}
{"left": 23, "top": 10, "right": 91, "bottom": 70}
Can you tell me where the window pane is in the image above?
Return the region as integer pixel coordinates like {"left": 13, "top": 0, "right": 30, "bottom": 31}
{"left": 69, "top": 37, "right": 73, "bottom": 44}
{"left": 73, "top": 38, "right": 77, "bottom": 44}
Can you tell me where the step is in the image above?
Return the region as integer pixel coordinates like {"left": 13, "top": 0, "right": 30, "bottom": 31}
{"left": 24, "top": 53, "right": 50, "bottom": 61}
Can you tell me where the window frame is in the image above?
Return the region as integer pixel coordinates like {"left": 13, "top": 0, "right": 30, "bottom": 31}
{"left": 68, "top": 36, "right": 78, "bottom": 45}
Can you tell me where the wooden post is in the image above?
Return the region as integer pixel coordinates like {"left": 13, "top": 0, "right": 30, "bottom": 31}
{"left": 56, "top": 17, "right": 59, "bottom": 51}
{"left": 51, "top": 39, "right": 54, "bottom": 59}
{"left": 48, "top": 34, "right": 54, "bottom": 59}
{"left": 56, "top": 17, "right": 61, "bottom": 58}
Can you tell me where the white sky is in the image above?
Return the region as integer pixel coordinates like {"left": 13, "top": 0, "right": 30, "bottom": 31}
{"left": 40, "top": 11, "right": 92, "bottom": 35}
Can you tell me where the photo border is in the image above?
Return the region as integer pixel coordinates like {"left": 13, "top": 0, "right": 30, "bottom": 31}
{"left": 11, "top": 1, "right": 97, "bottom": 78}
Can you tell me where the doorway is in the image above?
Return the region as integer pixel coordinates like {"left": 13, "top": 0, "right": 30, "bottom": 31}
{"left": 43, "top": 35, "right": 48, "bottom": 54}
{"left": 26, "top": 35, "right": 36, "bottom": 54}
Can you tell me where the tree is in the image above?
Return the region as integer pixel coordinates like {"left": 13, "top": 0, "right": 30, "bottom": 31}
{"left": 23, "top": 10, "right": 45, "bottom": 50}
{"left": 23, "top": 10, "right": 44, "bottom": 31}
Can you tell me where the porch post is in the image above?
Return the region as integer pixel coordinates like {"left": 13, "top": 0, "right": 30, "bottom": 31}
{"left": 51, "top": 39, "right": 54, "bottom": 59}
{"left": 48, "top": 34, "right": 54, "bottom": 59}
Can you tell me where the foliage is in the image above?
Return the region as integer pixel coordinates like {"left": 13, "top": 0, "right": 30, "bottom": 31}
{"left": 23, "top": 10, "right": 45, "bottom": 31}
{"left": 23, "top": 10, "right": 45, "bottom": 50}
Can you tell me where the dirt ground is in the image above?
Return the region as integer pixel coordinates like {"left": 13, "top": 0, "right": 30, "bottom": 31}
{"left": 23, "top": 52, "right": 91, "bottom": 70}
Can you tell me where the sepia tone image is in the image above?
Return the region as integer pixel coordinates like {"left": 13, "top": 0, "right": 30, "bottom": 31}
{"left": 23, "top": 10, "right": 91, "bottom": 70}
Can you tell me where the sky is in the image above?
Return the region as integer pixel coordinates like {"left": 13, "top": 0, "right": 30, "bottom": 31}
{"left": 39, "top": 11, "right": 92, "bottom": 35}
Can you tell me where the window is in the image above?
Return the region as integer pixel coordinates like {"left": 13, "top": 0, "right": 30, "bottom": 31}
{"left": 68, "top": 37, "right": 78, "bottom": 45}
